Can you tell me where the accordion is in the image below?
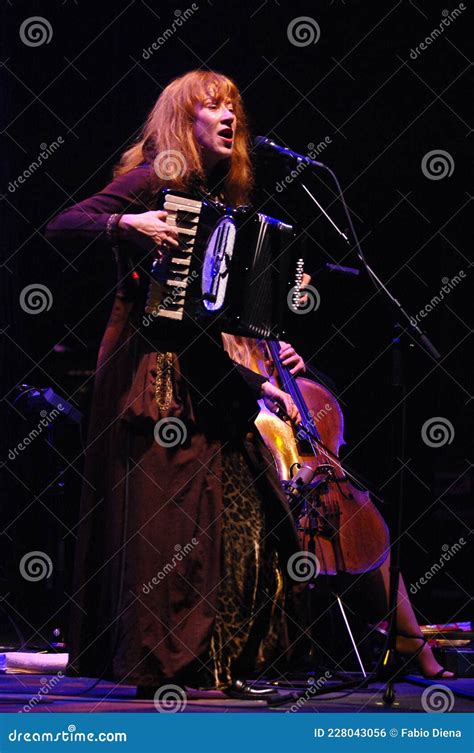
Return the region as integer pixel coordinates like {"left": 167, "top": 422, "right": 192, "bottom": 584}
{"left": 144, "top": 190, "right": 304, "bottom": 339}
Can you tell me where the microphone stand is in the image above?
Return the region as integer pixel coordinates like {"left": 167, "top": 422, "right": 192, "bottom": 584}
{"left": 273, "top": 150, "right": 440, "bottom": 704}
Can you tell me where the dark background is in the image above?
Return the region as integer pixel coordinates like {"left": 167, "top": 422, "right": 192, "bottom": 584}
{"left": 1, "top": 0, "right": 472, "bottom": 648}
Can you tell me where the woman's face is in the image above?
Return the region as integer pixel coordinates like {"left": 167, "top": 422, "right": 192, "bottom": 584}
{"left": 194, "top": 95, "right": 236, "bottom": 171}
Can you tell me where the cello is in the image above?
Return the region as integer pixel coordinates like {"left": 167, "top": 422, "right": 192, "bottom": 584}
{"left": 223, "top": 334, "right": 390, "bottom": 576}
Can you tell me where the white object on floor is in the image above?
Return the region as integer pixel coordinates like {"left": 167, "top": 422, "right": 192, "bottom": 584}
{"left": 0, "top": 652, "right": 69, "bottom": 674}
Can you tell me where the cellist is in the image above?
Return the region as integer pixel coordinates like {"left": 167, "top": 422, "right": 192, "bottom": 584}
{"left": 221, "top": 333, "right": 454, "bottom": 680}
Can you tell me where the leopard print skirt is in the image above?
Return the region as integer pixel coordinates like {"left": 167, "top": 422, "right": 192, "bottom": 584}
{"left": 207, "top": 446, "right": 286, "bottom": 688}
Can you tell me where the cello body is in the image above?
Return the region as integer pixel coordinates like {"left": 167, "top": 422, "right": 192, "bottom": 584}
{"left": 222, "top": 334, "right": 390, "bottom": 576}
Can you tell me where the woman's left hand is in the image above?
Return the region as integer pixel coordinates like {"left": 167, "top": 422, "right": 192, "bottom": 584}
{"left": 279, "top": 341, "right": 306, "bottom": 375}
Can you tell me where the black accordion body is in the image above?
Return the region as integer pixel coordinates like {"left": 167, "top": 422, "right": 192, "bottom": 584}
{"left": 144, "top": 190, "right": 304, "bottom": 339}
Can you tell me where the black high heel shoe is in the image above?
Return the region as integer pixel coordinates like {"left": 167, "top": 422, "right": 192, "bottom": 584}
{"left": 395, "top": 631, "right": 457, "bottom": 680}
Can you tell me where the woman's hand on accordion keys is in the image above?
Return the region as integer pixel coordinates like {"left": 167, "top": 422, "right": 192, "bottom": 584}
{"left": 118, "top": 211, "right": 180, "bottom": 255}
{"left": 260, "top": 381, "right": 301, "bottom": 425}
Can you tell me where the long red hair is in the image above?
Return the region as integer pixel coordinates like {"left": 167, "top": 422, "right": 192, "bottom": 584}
{"left": 114, "top": 70, "right": 253, "bottom": 207}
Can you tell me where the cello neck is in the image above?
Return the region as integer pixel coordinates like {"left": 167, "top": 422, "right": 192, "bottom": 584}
{"left": 266, "top": 339, "right": 321, "bottom": 443}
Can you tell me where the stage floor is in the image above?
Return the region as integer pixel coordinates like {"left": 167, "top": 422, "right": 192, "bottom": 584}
{"left": 0, "top": 674, "right": 471, "bottom": 713}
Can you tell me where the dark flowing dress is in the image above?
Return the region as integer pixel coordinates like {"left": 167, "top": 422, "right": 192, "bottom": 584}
{"left": 45, "top": 163, "right": 301, "bottom": 688}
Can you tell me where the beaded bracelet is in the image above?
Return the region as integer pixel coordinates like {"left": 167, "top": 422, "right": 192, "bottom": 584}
{"left": 106, "top": 213, "right": 123, "bottom": 248}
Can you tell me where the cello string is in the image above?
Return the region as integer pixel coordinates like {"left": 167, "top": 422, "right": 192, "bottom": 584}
{"left": 260, "top": 340, "right": 365, "bottom": 487}
{"left": 266, "top": 339, "right": 340, "bottom": 508}
{"left": 268, "top": 339, "right": 331, "bottom": 465}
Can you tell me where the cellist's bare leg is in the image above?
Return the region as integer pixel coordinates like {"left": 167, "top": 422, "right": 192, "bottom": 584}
{"left": 378, "top": 555, "right": 454, "bottom": 678}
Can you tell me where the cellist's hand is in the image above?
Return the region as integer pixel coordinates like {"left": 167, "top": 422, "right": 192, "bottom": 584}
{"left": 260, "top": 381, "right": 301, "bottom": 424}
{"left": 279, "top": 341, "right": 306, "bottom": 375}
{"left": 297, "top": 272, "right": 313, "bottom": 309}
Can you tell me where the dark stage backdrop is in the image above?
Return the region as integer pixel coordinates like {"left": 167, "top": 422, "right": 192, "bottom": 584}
{"left": 1, "top": 0, "right": 472, "bottom": 645}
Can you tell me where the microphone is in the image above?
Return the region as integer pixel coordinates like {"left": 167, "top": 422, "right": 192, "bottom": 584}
{"left": 284, "top": 464, "right": 316, "bottom": 499}
{"left": 253, "top": 135, "right": 327, "bottom": 169}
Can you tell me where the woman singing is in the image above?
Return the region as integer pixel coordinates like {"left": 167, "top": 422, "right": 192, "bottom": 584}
{"left": 46, "top": 70, "right": 305, "bottom": 697}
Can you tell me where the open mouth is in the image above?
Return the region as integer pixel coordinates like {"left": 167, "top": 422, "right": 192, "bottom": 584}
{"left": 218, "top": 127, "right": 233, "bottom": 144}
